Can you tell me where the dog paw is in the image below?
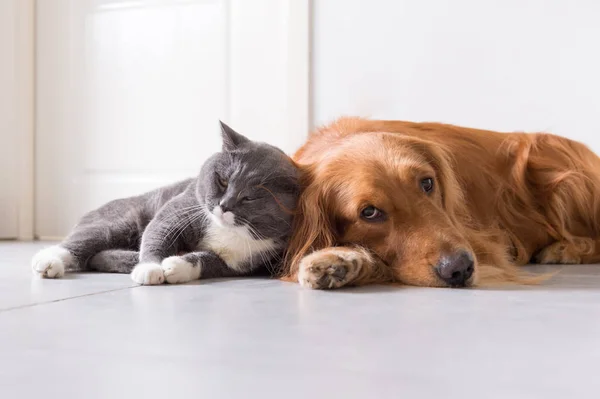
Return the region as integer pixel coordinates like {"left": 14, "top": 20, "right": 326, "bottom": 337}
{"left": 298, "top": 248, "right": 362, "bottom": 289}
{"left": 535, "top": 241, "right": 582, "bottom": 264}
{"left": 161, "top": 256, "right": 200, "bottom": 284}
{"left": 31, "top": 246, "right": 73, "bottom": 278}
{"left": 131, "top": 263, "right": 165, "bottom": 285}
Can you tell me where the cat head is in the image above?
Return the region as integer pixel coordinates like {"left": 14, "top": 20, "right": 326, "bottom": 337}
{"left": 197, "top": 121, "right": 300, "bottom": 244}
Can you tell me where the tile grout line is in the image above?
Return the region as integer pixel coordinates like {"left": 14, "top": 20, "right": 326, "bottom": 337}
{"left": 0, "top": 285, "right": 140, "bottom": 314}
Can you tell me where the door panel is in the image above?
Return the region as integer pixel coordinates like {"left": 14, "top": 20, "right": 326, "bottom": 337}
{"left": 36, "top": 0, "right": 308, "bottom": 238}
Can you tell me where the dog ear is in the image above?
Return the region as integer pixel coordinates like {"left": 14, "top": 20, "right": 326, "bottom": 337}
{"left": 283, "top": 169, "right": 337, "bottom": 279}
{"left": 431, "top": 144, "right": 464, "bottom": 219}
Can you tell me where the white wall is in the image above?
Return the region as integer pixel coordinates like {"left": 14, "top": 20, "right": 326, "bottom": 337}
{"left": 313, "top": 0, "right": 600, "bottom": 152}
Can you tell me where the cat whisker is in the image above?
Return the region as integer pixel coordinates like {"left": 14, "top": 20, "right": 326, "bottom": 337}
{"left": 166, "top": 213, "right": 203, "bottom": 250}
{"left": 157, "top": 206, "right": 205, "bottom": 249}
{"left": 162, "top": 205, "right": 203, "bottom": 219}
{"left": 156, "top": 207, "right": 204, "bottom": 238}
{"left": 158, "top": 211, "right": 198, "bottom": 241}
{"left": 236, "top": 216, "right": 282, "bottom": 275}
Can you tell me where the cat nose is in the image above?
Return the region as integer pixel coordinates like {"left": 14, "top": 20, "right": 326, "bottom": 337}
{"left": 219, "top": 199, "right": 236, "bottom": 213}
{"left": 220, "top": 205, "right": 232, "bottom": 213}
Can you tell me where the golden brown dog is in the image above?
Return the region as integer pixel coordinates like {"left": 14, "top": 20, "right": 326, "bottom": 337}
{"left": 283, "top": 117, "right": 600, "bottom": 288}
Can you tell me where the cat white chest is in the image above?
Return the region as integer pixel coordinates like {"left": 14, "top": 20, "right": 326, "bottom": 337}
{"left": 199, "top": 221, "right": 276, "bottom": 271}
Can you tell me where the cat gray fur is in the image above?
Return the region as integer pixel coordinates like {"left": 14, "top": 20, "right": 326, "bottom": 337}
{"left": 31, "top": 122, "right": 300, "bottom": 285}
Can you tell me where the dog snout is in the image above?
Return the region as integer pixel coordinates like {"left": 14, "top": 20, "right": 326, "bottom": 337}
{"left": 435, "top": 250, "right": 474, "bottom": 287}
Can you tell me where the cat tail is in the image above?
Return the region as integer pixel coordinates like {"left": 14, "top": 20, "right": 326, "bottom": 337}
{"left": 88, "top": 249, "right": 139, "bottom": 274}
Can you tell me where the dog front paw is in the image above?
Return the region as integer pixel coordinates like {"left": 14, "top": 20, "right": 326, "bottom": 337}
{"left": 535, "top": 241, "right": 583, "bottom": 264}
{"left": 298, "top": 248, "right": 363, "bottom": 289}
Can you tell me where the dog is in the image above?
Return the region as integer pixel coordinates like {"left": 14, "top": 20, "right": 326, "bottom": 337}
{"left": 283, "top": 117, "right": 600, "bottom": 288}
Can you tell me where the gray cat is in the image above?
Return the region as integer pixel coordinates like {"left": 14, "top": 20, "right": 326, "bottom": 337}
{"left": 31, "top": 122, "right": 300, "bottom": 285}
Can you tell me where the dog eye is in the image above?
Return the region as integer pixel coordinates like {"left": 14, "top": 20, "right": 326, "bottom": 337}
{"left": 360, "top": 206, "right": 386, "bottom": 221}
{"left": 420, "top": 177, "right": 434, "bottom": 194}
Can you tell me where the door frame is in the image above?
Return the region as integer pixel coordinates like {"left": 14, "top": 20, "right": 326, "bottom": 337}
{"left": 1, "top": 0, "right": 35, "bottom": 240}
{"left": 17, "top": 0, "right": 35, "bottom": 240}
{"left": 286, "top": 0, "right": 311, "bottom": 140}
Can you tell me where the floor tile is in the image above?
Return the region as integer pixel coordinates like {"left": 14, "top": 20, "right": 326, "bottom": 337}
{"left": 1, "top": 242, "right": 600, "bottom": 398}
{"left": 0, "top": 242, "right": 135, "bottom": 311}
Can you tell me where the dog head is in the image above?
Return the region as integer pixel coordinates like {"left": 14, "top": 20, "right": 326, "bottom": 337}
{"left": 288, "top": 132, "right": 478, "bottom": 287}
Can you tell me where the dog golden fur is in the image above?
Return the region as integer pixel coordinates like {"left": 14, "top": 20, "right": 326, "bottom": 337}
{"left": 283, "top": 117, "right": 600, "bottom": 288}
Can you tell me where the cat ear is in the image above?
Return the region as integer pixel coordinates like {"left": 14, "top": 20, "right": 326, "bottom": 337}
{"left": 220, "top": 121, "right": 250, "bottom": 151}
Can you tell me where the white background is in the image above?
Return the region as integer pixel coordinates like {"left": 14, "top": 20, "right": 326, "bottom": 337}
{"left": 2, "top": 0, "right": 600, "bottom": 238}
{"left": 312, "top": 0, "right": 600, "bottom": 152}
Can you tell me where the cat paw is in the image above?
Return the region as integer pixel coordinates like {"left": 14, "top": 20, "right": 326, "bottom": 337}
{"left": 31, "top": 246, "right": 72, "bottom": 278}
{"left": 130, "top": 263, "right": 165, "bottom": 285}
{"left": 298, "top": 248, "right": 362, "bottom": 289}
{"left": 161, "top": 256, "right": 201, "bottom": 284}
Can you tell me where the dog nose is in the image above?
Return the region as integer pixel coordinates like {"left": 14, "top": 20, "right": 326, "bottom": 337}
{"left": 435, "top": 250, "right": 474, "bottom": 287}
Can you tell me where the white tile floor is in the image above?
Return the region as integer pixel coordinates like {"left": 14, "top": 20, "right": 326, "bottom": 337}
{"left": 2, "top": 242, "right": 600, "bottom": 398}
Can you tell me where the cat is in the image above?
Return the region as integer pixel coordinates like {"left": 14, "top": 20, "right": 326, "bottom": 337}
{"left": 31, "top": 122, "right": 300, "bottom": 285}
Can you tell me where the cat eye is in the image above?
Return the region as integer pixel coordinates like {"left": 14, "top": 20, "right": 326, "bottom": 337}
{"left": 360, "top": 205, "right": 386, "bottom": 222}
{"left": 420, "top": 177, "right": 434, "bottom": 194}
{"left": 216, "top": 176, "right": 228, "bottom": 189}
{"left": 240, "top": 196, "right": 256, "bottom": 203}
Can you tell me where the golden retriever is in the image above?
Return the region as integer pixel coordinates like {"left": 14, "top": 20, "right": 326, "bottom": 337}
{"left": 283, "top": 117, "right": 600, "bottom": 288}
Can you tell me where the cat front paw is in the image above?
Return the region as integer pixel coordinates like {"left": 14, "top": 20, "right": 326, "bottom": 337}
{"left": 131, "top": 263, "right": 165, "bottom": 285}
{"left": 31, "top": 246, "right": 73, "bottom": 278}
{"left": 161, "top": 256, "right": 201, "bottom": 284}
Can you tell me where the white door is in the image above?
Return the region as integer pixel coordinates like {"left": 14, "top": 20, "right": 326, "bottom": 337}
{"left": 36, "top": 0, "right": 309, "bottom": 239}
